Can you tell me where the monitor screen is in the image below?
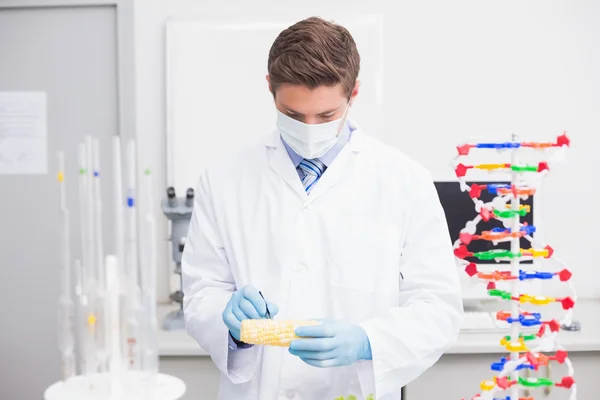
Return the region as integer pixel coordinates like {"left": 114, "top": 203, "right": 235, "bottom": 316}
{"left": 434, "top": 181, "right": 534, "bottom": 265}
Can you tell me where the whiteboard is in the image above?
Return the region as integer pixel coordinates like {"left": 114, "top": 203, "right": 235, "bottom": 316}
{"left": 166, "top": 16, "right": 384, "bottom": 194}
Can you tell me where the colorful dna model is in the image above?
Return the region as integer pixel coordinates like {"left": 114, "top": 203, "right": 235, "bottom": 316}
{"left": 453, "top": 133, "right": 578, "bottom": 400}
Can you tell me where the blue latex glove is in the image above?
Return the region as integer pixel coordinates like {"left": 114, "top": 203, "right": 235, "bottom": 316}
{"left": 289, "top": 320, "right": 372, "bottom": 367}
{"left": 222, "top": 285, "right": 279, "bottom": 341}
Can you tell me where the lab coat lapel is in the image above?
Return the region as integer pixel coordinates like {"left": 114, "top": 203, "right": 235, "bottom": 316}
{"left": 305, "top": 127, "right": 365, "bottom": 204}
{"left": 265, "top": 132, "right": 307, "bottom": 198}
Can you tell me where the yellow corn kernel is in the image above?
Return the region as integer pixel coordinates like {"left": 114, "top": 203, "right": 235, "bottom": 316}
{"left": 240, "top": 319, "right": 319, "bottom": 347}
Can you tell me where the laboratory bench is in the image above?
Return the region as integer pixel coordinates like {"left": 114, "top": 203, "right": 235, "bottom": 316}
{"left": 158, "top": 300, "right": 600, "bottom": 400}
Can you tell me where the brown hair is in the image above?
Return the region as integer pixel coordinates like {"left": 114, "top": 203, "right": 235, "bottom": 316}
{"left": 268, "top": 17, "right": 360, "bottom": 98}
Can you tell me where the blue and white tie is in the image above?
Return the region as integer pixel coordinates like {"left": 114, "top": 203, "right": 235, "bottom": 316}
{"left": 299, "top": 158, "right": 325, "bottom": 194}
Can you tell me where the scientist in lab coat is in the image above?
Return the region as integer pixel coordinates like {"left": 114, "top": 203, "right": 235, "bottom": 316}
{"left": 182, "top": 16, "right": 463, "bottom": 400}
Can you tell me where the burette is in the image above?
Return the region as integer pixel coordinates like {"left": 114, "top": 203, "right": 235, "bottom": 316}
{"left": 124, "top": 139, "right": 142, "bottom": 369}
{"left": 141, "top": 167, "right": 159, "bottom": 374}
{"left": 57, "top": 152, "right": 75, "bottom": 380}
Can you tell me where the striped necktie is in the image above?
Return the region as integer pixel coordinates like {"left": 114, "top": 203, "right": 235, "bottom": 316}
{"left": 299, "top": 158, "right": 325, "bottom": 194}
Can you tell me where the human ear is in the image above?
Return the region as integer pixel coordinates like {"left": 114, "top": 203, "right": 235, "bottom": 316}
{"left": 266, "top": 74, "right": 274, "bottom": 97}
{"left": 349, "top": 80, "right": 360, "bottom": 106}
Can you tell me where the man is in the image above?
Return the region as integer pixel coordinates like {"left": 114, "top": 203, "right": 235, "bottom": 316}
{"left": 182, "top": 16, "right": 463, "bottom": 400}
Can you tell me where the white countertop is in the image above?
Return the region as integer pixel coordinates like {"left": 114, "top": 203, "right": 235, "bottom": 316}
{"left": 449, "top": 299, "right": 600, "bottom": 354}
{"left": 157, "top": 306, "right": 209, "bottom": 356}
{"left": 158, "top": 299, "right": 600, "bottom": 357}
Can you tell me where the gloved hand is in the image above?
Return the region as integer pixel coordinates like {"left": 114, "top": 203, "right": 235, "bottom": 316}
{"left": 222, "top": 285, "right": 279, "bottom": 341}
{"left": 289, "top": 320, "right": 372, "bottom": 367}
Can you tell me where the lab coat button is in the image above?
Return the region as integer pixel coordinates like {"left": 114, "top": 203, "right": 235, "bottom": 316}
{"left": 285, "top": 389, "right": 295, "bottom": 398}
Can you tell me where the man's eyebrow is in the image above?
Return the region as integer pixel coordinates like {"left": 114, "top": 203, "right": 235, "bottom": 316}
{"left": 318, "top": 107, "right": 341, "bottom": 115}
{"left": 282, "top": 106, "right": 304, "bottom": 117}
{"left": 282, "top": 106, "right": 340, "bottom": 116}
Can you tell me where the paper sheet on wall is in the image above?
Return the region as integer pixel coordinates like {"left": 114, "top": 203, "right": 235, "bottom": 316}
{"left": 0, "top": 92, "right": 47, "bottom": 174}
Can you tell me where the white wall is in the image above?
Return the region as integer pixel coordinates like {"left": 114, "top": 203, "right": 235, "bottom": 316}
{"left": 0, "top": 4, "right": 125, "bottom": 398}
{"left": 133, "top": 0, "right": 600, "bottom": 300}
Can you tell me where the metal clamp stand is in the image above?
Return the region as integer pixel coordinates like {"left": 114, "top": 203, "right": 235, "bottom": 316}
{"left": 161, "top": 187, "right": 194, "bottom": 330}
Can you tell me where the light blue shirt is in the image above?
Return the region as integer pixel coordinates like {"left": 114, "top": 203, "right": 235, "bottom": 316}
{"left": 281, "top": 122, "right": 352, "bottom": 179}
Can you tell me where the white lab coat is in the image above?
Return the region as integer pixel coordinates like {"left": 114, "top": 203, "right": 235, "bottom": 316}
{"left": 182, "top": 121, "right": 463, "bottom": 400}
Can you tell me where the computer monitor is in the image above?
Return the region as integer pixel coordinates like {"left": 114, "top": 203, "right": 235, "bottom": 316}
{"left": 434, "top": 181, "right": 536, "bottom": 299}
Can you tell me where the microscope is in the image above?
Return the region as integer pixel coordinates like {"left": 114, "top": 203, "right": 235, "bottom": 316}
{"left": 161, "top": 186, "right": 194, "bottom": 330}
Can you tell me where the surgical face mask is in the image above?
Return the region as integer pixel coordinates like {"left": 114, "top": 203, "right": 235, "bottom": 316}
{"left": 276, "top": 103, "right": 350, "bottom": 159}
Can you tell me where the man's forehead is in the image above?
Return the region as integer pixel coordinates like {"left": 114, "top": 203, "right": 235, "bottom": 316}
{"left": 275, "top": 84, "right": 346, "bottom": 115}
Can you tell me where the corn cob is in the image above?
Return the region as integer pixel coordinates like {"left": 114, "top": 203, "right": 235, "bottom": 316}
{"left": 240, "top": 319, "right": 320, "bottom": 347}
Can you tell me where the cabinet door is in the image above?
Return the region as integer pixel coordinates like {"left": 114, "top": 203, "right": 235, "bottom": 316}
{"left": 160, "top": 356, "right": 220, "bottom": 400}
{"left": 405, "top": 352, "right": 600, "bottom": 400}
{"left": 406, "top": 354, "right": 502, "bottom": 399}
